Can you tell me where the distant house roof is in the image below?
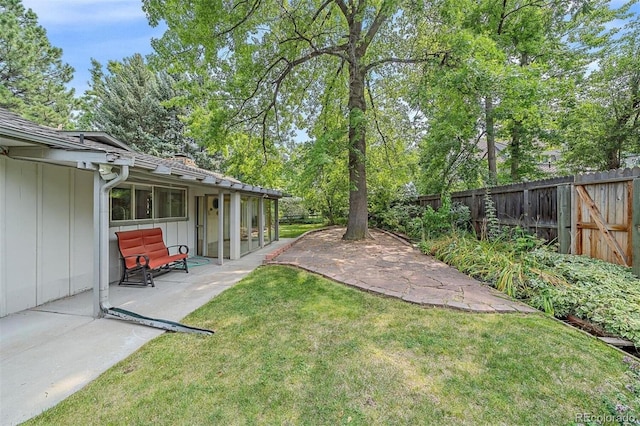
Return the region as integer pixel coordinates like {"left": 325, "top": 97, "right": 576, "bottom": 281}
{"left": 0, "top": 108, "right": 281, "bottom": 197}
{"left": 476, "top": 138, "right": 564, "bottom": 176}
{"left": 476, "top": 140, "right": 508, "bottom": 160}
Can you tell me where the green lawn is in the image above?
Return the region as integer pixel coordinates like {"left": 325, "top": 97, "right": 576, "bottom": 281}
{"left": 278, "top": 222, "right": 327, "bottom": 238}
{"left": 28, "top": 266, "right": 635, "bottom": 425}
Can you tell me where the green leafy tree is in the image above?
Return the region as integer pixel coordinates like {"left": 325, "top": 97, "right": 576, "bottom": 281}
{"left": 285, "top": 128, "right": 349, "bottom": 225}
{"left": 414, "top": 31, "right": 491, "bottom": 193}
{"left": 143, "top": 0, "right": 447, "bottom": 240}
{"left": 561, "top": 14, "right": 640, "bottom": 171}
{"left": 416, "top": 0, "right": 626, "bottom": 186}
{"left": 81, "top": 53, "right": 219, "bottom": 170}
{"left": 0, "top": 0, "right": 77, "bottom": 126}
{"left": 214, "top": 132, "right": 284, "bottom": 188}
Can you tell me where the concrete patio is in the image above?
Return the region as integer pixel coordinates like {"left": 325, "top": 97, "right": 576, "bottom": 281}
{"left": 0, "top": 239, "right": 292, "bottom": 426}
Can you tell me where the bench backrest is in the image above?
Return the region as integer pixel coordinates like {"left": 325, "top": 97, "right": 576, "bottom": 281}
{"left": 115, "top": 228, "right": 169, "bottom": 269}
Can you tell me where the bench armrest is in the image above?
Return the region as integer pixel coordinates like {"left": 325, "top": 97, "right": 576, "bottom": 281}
{"left": 123, "top": 254, "right": 150, "bottom": 268}
{"left": 167, "top": 244, "right": 189, "bottom": 255}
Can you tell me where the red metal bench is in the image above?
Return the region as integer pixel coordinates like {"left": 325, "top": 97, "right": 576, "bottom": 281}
{"left": 115, "top": 228, "right": 189, "bottom": 286}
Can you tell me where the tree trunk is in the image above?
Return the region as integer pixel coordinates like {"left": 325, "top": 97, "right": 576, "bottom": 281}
{"left": 325, "top": 194, "right": 335, "bottom": 225}
{"left": 605, "top": 149, "right": 621, "bottom": 170}
{"left": 343, "top": 62, "right": 371, "bottom": 240}
{"left": 510, "top": 121, "right": 522, "bottom": 181}
{"left": 485, "top": 95, "right": 497, "bottom": 184}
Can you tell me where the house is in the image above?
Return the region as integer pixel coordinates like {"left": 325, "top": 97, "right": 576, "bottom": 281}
{"left": 477, "top": 140, "right": 564, "bottom": 176}
{"left": 0, "top": 108, "right": 282, "bottom": 318}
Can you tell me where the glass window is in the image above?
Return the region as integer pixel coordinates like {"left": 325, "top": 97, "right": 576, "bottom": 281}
{"left": 240, "top": 196, "right": 249, "bottom": 255}
{"left": 155, "top": 187, "right": 186, "bottom": 218}
{"left": 135, "top": 187, "right": 153, "bottom": 220}
{"left": 110, "top": 185, "right": 186, "bottom": 222}
{"left": 251, "top": 198, "right": 259, "bottom": 246}
{"left": 265, "top": 199, "right": 273, "bottom": 243}
{"left": 111, "top": 187, "right": 132, "bottom": 221}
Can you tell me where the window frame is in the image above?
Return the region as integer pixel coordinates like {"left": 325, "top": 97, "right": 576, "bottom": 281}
{"left": 110, "top": 183, "right": 188, "bottom": 225}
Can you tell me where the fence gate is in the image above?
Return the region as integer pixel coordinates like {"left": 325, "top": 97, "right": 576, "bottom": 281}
{"left": 571, "top": 170, "right": 637, "bottom": 268}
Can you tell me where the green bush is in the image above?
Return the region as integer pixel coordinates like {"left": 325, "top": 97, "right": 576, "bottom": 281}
{"left": 421, "top": 197, "right": 471, "bottom": 239}
{"left": 371, "top": 196, "right": 471, "bottom": 241}
{"left": 419, "top": 233, "right": 640, "bottom": 348}
{"left": 372, "top": 201, "right": 426, "bottom": 239}
{"left": 527, "top": 250, "right": 640, "bottom": 347}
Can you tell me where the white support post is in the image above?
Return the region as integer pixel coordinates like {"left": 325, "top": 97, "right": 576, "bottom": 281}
{"left": 246, "top": 196, "right": 253, "bottom": 252}
{"left": 274, "top": 198, "right": 280, "bottom": 241}
{"left": 229, "top": 192, "right": 241, "bottom": 260}
{"left": 218, "top": 193, "right": 224, "bottom": 265}
{"left": 259, "top": 197, "right": 265, "bottom": 248}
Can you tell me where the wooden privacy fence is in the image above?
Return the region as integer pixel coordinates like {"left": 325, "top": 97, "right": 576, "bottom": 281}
{"left": 417, "top": 167, "right": 640, "bottom": 276}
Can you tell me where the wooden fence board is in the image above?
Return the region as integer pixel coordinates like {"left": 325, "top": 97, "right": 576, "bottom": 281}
{"left": 417, "top": 168, "right": 639, "bottom": 272}
{"left": 633, "top": 178, "right": 640, "bottom": 276}
{"left": 558, "top": 184, "right": 571, "bottom": 254}
{"left": 575, "top": 185, "right": 628, "bottom": 266}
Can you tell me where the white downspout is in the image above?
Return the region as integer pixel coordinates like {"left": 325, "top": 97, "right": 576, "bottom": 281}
{"left": 94, "top": 165, "right": 129, "bottom": 317}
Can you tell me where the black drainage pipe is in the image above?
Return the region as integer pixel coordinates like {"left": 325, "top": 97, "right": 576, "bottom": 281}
{"left": 105, "top": 307, "right": 214, "bottom": 335}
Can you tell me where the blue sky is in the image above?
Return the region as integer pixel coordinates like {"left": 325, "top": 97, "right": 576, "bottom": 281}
{"left": 21, "top": 0, "right": 166, "bottom": 95}
{"left": 21, "top": 0, "right": 640, "bottom": 97}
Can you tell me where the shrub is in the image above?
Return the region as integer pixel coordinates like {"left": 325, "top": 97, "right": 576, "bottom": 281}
{"left": 419, "top": 233, "right": 640, "bottom": 348}
{"left": 375, "top": 201, "right": 426, "bottom": 239}
{"left": 279, "top": 197, "right": 310, "bottom": 221}
{"left": 371, "top": 193, "right": 472, "bottom": 241}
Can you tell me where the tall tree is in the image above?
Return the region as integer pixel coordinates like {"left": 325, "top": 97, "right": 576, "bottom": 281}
{"left": 417, "top": 0, "right": 624, "bottom": 186}
{"left": 143, "top": 0, "right": 446, "bottom": 240}
{"left": 0, "top": 0, "right": 76, "bottom": 126}
{"left": 81, "top": 53, "right": 219, "bottom": 170}
{"left": 561, "top": 14, "right": 640, "bottom": 171}
{"left": 414, "top": 28, "right": 497, "bottom": 193}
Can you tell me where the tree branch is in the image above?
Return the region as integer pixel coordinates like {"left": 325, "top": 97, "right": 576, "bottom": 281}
{"left": 312, "top": 0, "right": 334, "bottom": 23}
{"left": 366, "top": 78, "right": 392, "bottom": 167}
{"left": 365, "top": 52, "right": 447, "bottom": 73}
{"left": 214, "top": 0, "right": 262, "bottom": 37}
{"left": 360, "top": 1, "right": 390, "bottom": 54}
{"left": 334, "top": 0, "right": 350, "bottom": 22}
{"left": 228, "top": 43, "right": 348, "bottom": 143}
{"left": 498, "top": 0, "right": 554, "bottom": 34}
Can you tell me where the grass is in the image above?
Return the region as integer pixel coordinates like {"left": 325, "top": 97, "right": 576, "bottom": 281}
{"left": 278, "top": 222, "right": 327, "bottom": 238}
{"left": 420, "top": 233, "right": 640, "bottom": 348}
{"left": 28, "top": 266, "right": 636, "bottom": 425}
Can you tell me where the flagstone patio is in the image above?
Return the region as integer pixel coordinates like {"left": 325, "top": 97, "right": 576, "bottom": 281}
{"left": 267, "top": 227, "right": 537, "bottom": 313}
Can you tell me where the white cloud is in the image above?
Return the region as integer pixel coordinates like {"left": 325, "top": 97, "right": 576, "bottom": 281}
{"left": 21, "top": 0, "right": 147, "bottom": 26}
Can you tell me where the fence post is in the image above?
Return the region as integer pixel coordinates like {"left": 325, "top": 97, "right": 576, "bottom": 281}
{"left": 557, "top": 184, "right": 572, "bottom": 254}
{"left": 523, "top": 187, "right": 530, "bottom": 232}
{"left": 633, "top": 178, "right": 640, "bottom": 277}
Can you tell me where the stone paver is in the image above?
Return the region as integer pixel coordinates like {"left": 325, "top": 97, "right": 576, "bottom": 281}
{"left": 268, "top": 227, "right": 538, "bottom": 313}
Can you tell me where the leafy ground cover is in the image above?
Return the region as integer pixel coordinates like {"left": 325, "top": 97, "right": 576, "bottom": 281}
{"left": 419, "top": 233, "right": 640, "bottom": 349}
{"left": 28, "top": 266, "right": 637, "bottom": 425}
{"left": 278, "top": 222, "right": 327, "bottom": 238}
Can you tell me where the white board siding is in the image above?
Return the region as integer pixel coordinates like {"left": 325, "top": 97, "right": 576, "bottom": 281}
{"left": 70, "top": 170, "right": 94, "bottom": 294}
{"left": 3, "top": 159, "right": 38, "bottom": 315}
{"left": 0, "top": 159, "right": 96, "bottom": 317}
{"left": 177, "top": 220, "right": 190, "bottom": 250}
{"left": 165, "top": 221, "right": 178, "bottom": 247}
{"left": 38, "top": 164, "right": 71, "bottom": 304}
